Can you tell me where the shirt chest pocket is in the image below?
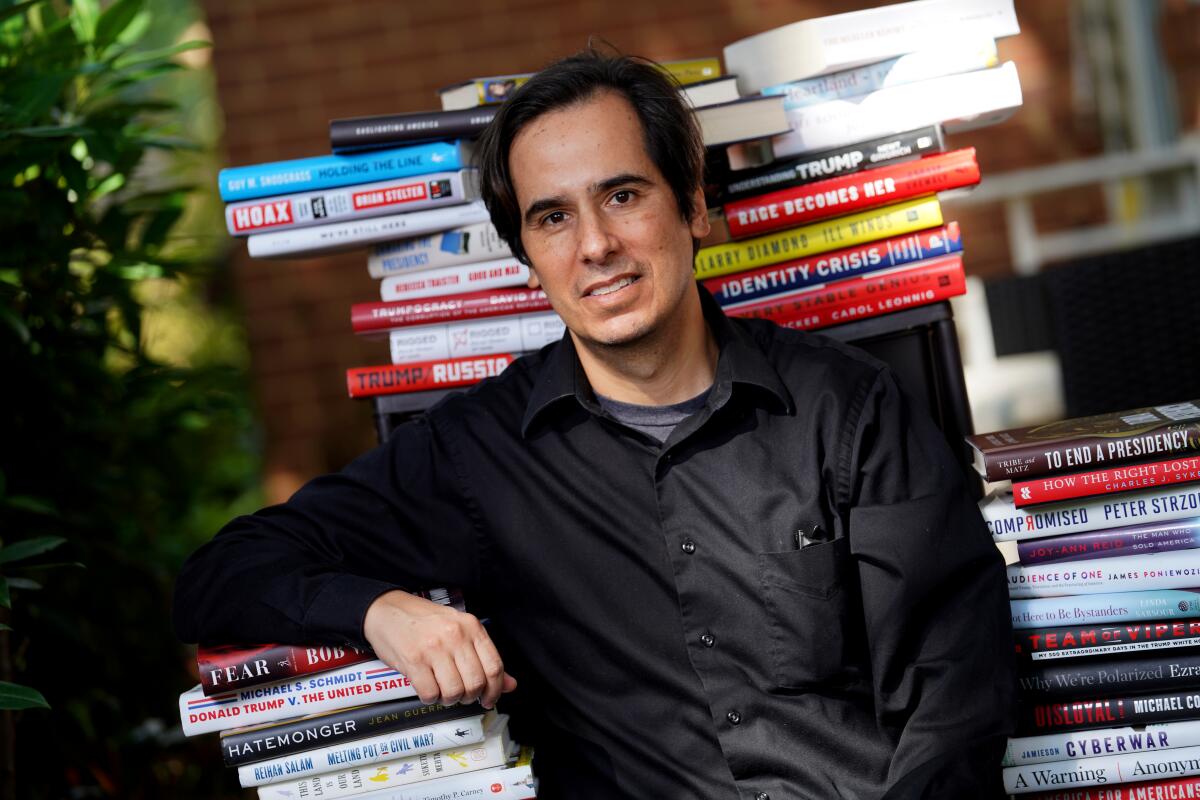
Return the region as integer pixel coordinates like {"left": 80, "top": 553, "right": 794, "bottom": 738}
{"left": 758, "top": 535, "right": 858, "bottom": 689}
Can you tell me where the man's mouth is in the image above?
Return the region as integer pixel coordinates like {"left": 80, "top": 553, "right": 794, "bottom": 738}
{"left": 586, "top": 275, "right": 639, "bottom": 297}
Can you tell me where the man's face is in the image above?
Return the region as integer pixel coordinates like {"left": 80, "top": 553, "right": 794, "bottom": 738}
{"left": 508, "top": 90, "right": 709, "bottom": 350}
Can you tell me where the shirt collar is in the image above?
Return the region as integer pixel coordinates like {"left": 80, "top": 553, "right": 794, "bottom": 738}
{"left": 521, "top": 286, "right": 794, "bottom": 438}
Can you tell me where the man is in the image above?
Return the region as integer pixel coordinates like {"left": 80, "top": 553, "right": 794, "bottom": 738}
{"left": 175, "top": 51, "right": 1016, "bottom": 798}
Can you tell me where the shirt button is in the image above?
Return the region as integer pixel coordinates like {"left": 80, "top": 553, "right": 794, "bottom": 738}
{"left": 681, "top": 539, "right": 696, "bottom": 554}
{"left": 700, "top": 633, "right": 715, "bottom": 648}
{"left": 726, "top": 710, "right": 741, "bottom": 725}
{"left": 756, "top": 793, "right": 770, "bottom": 800}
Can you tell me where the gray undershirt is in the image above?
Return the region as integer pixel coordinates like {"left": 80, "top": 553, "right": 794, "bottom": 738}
{"left": 596, "top": 387, "right": 711, "bottom": 443}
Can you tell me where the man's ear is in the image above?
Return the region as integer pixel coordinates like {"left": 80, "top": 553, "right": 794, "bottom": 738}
{"left": 688, "top": 186, "right": 711, "bottom": 240}
{"left": 526, "top": 264, "right": 541, "bottom": 289}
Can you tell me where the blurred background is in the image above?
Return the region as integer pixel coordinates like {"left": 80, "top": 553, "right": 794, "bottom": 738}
{"left": 1, "top": 0, "right": 1198, "bottom": 797}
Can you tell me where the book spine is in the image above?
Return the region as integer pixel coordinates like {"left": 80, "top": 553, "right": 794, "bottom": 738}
{"left": 255, "top": 717, "right": 510, "bottom": 800}
{"left": 1017, "top": 518, "right": 1200, "bottom": 566}
{"left": 974, "top": 420, "right": 1200, "bottom": 484}
{"left": 725, "top": 0, "right": 1018, "bottom": 93}
{"left": 346, "top": 354, "right": 517, "bottom": 398}
{"left": 380, "top": 259, "right": 530, "bottom": 301}
{"left": 1003, "top": 720, "right": 1200, "bottom": 767}
{"left": 1009, "top": 549, "right": 1200, "bottom": 600}
{"left": 218, "top": 141, "right": 469, "bottom": 202}
{"left": 389, "top": 312, "right": 564, "bottom": 365}
{"left": 324, "top": 764, "right": 536, "bottom": 800}
{"left": 238, "top": 714, "right": 487, "bottom": 787}
{"left": 1011, "top": 590, "right": 1200, "bottom": 631}
{"left": 246, "top": 201, "right": 492, "bottom": 260}
{"left": 986, "top": 483, "right": 1200, "bottom": 544}
{"left": 197, "top": 589, "right": 459, "bottom": 696}
{"left": 761, "top": 38, "right": 998, "bottom": 109}
{"left": 768, "top": 62, "right": 1023, "bottom": 159}
{"left": 180, "top": 661, "right": 416, "bottom": 736}
{"left": 1004, "top": 741, "right": 1200, "bottom": 794}
{"left": 660, "top": 57, "right": 722, "bottom": 85}
{"left": 1024, "top": 775, "right": 1200, "bottom": 800}
{"left": 721, "top": 125, "right": 946, "bottom": 202}
{"left": 367, "top": 223, "right": 512, "bottom": 277}
{"left": 330, "top": 107, "right": 498, "bottom": 153}
{"left": 705, "top": 223, "right": 962, "bottom": 307}
{"left": 1015, "top": 619, "right": 1200, "bottom": 662}
{"left": 200, "top": 644, "right": 373, "bottom": 696}
{"left": 1015, "top": 455, "right": 1200, "bottom": 508}
{"left": 694, "top": 196, "right": 943, "bottom": 279}
{"left": 225, "top": 170, "right": 474, "bottom": 237}
{"left": 221, "top": 699, "right": 481, "bottom": 767}
{"left": 352, "top": 288, "right": 552, "bottom": 334}
{"left": 724, "top": 148, "right": 977, "bottom": 239}
{"left": 726, "top": 255, "right": 964, "bottom": 328}
{"left": 1019, "top": 652, "right": 1200, "bottom": 700}
{"left": 1017, "top": 690, "right": 1200, "bottom": 735}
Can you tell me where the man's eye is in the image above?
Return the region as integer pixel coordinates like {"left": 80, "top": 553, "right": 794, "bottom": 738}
{"left": 542, "top": 211, "right": 566, "bottom": 226}
{"left": 611, "top": 190, "right": 633, "bottom": 205}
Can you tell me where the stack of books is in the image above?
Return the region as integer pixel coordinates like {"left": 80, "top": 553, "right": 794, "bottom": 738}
{"left": 967, "top": 401, "right": 1200, "bottom": 797}
{"left": 696, "top": 0, "right": 1022, "bottom": 334}
{"left": 177, "top": 589, "right": 537, "bottom": 799}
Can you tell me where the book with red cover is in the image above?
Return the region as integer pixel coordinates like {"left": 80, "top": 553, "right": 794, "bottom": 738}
{"left": 725, "top": 254, "right": 965, "bottom": 331}
{"left": 1013, "top": 453, "right": 1200, "bottom": 508}
{"left": 723, "top": 147, "right": 979, "bottom": 239}
{"left": 1026, "top": 775, "right": 1200, "bottom": 800}
{"left": 198, "top": 588, "right": 463, "bottom": 695}
{"left": 351, "top": 287, "right": 552, "bottom": 335}
{"left": 347, "top": 354, "right": 518, "bottom": 398}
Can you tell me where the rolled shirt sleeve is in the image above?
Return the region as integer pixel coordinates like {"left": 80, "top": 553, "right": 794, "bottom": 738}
{"left": 843, "top": 367, "right": 1017, "bottom": 798}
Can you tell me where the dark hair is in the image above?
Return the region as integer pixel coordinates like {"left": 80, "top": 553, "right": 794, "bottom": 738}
{"left": 475, "top": 49, "right": 706, "bottom": 265}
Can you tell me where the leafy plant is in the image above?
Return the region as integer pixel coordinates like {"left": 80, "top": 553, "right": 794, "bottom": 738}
{"left": 0, "top": 0, "right": 260, "bottom": 797}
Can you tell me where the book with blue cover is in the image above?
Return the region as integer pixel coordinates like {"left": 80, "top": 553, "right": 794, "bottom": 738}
{"left": 218, "top": 140, "right": 474, "bottom": 202}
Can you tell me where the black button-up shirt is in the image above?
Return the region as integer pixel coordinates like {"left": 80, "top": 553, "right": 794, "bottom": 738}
{"left": 175, "top": 289, "right": 1016, "bottom": 799}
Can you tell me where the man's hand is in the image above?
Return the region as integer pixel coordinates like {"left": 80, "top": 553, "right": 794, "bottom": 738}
{"left": 363, "top": 590, "right": 517, "bottom": 709}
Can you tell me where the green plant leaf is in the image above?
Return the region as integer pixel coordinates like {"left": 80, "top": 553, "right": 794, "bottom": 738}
{"left": 2, "top": 495, "right": 58, "bottom": 516}
{"left": 0, "top": 624, "right": 12, "bottom": 632}
{"left": 0, "top": 0, "right": 40, "bottom": 26}
{"left": 0, "top": 536, "right": 66, "bottom": 565}
{"left": 0, "top": 682, "right": 50, "bottom": 711}
{"left": 0, "top": 578, "right": 9, "bottom": 609}
{"left": 110, "top": 38, "right": 209, "bottom": 70}
{"left": 0, "top": 306, "right": 30, "bottom": 344}
{"left": 70, "top": 0, "right": 100, "bottom": 44}
{"left": 6, "top": 578, "right": 41, "bottom": 591}
{"left": 94, "top": 0, "right": 143, "bottom": 52}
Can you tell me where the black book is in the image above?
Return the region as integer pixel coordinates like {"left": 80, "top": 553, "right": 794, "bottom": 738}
{"left": 330, "top": 106, "right": 499, "bottom": 154}
{"left": 716, "top": 124, "right": 946, "bottom": 203}
{"left": 1019, "top": 651, "right": 1200, "bottom": 699}
{"left": 220, "top": 696, "right": 483, "bottom": 767}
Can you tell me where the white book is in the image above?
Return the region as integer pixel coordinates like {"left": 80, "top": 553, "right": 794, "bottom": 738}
{"left": 179, "top": 660, "right": 414, "bottom": 736}
{"left": 380, "top": 259, "right": 530, "bottom": 301}
{"left": 745, "top": 62, "right": 1022, "bottom": 164}
{"left": 724, "top": 0, "right": 1019, "bottom": 94}
{"left": 225, "top": 170, "right": 478, "bottom": 237}
{"left": 1009, "top": 549, "right": 1200, "bottom": 600}
{"left": 1004, "top": 740, "right": 1200, "bottom": 794}
{"left": 389, "top": 311, "right": 564, "bottom": 365}
{"left": 762, "top": 37, "right": 998, "bottom": 109}
{"left": 342, "top": 762, "right": 535, "bottom": 800}
{"left": 367, "top": 222, "right": 513, "bottom": 278}
{"left": 246, "top": 201, "right": 492, "bottom": 259}
{"left": 1003, "top": 719, "right": 1200, "bottom": 768}
{"left": 256, "top": 715, "right": 512, "bottom": 800}
{"left": 984, "top": 482, "right": 1200, "bottom": 543}
{"left": 239, "top": 713, "right": 490, "bottom": 787}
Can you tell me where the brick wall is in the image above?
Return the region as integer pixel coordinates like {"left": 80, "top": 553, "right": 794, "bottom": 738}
{"left": 197, "top": 0, "right": 1200, "bottom": 499}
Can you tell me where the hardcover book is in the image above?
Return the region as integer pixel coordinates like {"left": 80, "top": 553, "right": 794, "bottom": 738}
{"left": 367, "top": 221, "right": 513, "bottom": 278}
{"left": 1004, "top": 741, "right": 1200, "bottom": 794}
{"left": 1008, "top": 549, "right": 1200, "bottom": 599}
{"left": 351, "top": 288, "right": 552, "bottom": 335}
{"left": 1018, "top": 651, "right": 1200, "bottom": 700}
{"left": 1003, "top": 719, "right": 1200, "bottom": 767}
{"left": 723, "top": 0, "right": 1019, "bottom": 94}
{"left": 694, "top": 196, "right": 943, "bottom": 279}
{"left": 389, "top": 312, "right": 563, "bottom": 365}
{"left": 224, "top": 170, "right": 478, "bottom": 237}
{"left": 380, "top": 259, "right": 530, "bottom": 302}
{"left": 1012, "top": 454, "right": 1200, "bottom": 508}
{"left": 218, "top": 141, "right": 473, "bottom": 202}
{"left": 347, "top": 354, "right": 518, "bottom": 398}
{"left": 968, "top": 401, "right": 1200, "bottom": 482}
{"left": 1011, "top": 589, "right": 1200, "bottom": 630}
{"left": 1014, "top": 619, "right": 1200, "bottom": 662}
{"left": 1015, "top": 518, "right": 1200, "bottom": 566}
{"left": 330, "top": 107, "right": 499, "bottom": 153}
{"left": 723, "top": 148, "right": 978, "bottom": 239}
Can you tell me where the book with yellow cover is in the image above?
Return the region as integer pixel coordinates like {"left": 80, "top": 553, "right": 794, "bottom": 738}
{"left": 659, "top": 57, "right": 722, "bottom": 85}
{"left": 693, "top": 196, "right": 943, "bottom": 279}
